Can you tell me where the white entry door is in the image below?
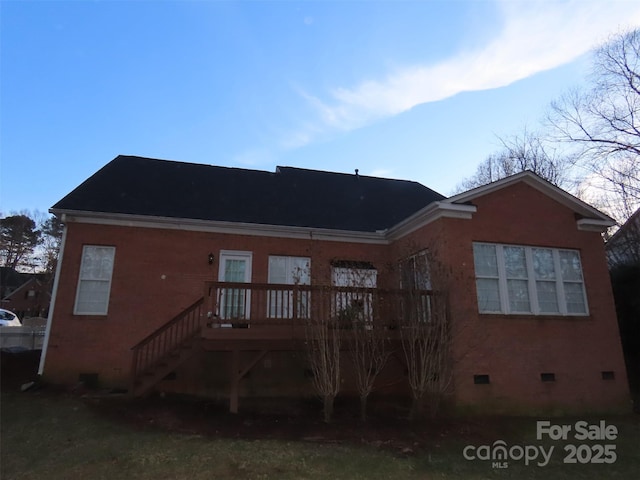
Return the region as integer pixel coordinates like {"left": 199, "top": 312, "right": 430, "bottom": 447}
{"left": 218, "top": 251, "right": 252, "bottom": 325}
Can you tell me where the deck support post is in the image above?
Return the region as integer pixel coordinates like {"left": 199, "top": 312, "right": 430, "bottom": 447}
{"left": 228, "top": 349, "right": 269, "bottom": 414}
{"left": 230, "top": 349, "right": 240, "bottom": 414}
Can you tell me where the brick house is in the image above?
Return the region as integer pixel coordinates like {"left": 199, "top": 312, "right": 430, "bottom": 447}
{"left": 1, "top": 268, "right": 51, "bottom": 319}
{"left": 39, "top": 155, "right": 630, "bottom": 414}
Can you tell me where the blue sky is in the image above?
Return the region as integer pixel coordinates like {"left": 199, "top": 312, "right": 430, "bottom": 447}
{"left": 2, "top": 0, "right": 640, "bottom": 216}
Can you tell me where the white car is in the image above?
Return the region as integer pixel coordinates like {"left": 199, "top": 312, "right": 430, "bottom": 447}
{"left": 0, "top": 309, "right": 21, "bottom": 327}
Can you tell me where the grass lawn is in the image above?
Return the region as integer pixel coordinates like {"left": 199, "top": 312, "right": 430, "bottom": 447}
{"left": 1, "top": 391, "right": 639, "bottom": 479}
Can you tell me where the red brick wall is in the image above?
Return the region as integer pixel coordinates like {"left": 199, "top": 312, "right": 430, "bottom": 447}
{"left": 43, "top": 222, "right": 392, "bottom": 387}
{"left": 390, "top": 182, "right": 630, "bottom": 413}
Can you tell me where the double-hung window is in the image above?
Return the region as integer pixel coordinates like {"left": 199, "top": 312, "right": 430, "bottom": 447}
{"left": 74, "top": 245, "right": 115, "bottom": 315}
{"left": 268, "top": 256, "right": 310, "bottom": 319}
{"left": 473, "top": 243, "right": 588, "bottom": 316}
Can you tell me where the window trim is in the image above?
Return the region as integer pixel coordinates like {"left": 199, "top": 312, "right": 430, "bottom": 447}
{"left": 268, "top": 255, "right": 311, "bottom": 286}
{"left": 73, "top": 245, "right": 116, "bottom": 316}
{"left": 473, "top": 242, "right": 589, "bottom": 317}
{"left": 267, "top": 255, "right": 311, "bottom": 319}
{"left": 399, "top": 250, "right": 431, "bottom": 290}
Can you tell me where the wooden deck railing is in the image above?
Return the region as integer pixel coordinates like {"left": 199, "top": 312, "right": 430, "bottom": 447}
{"left": 129, "top": 284, "right": 436, "bottom": 394}
{"left": 131, "top": 297, "right": 204, "bottom": 380}
{"left": 203, "top": 281, "right": 434, "bottom": 329}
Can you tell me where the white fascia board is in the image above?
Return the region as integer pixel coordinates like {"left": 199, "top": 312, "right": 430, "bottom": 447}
{"left": 385, "top": 202, "right": 476, "bottom": 241}
{"left": 448, "top": 171, "right": 616, "bottom": 229}
{"left": 53, "top": 209, "right": 389, "bottom": 245}
{"left": 577, "top": 218, "right": 617, "bottom": 232}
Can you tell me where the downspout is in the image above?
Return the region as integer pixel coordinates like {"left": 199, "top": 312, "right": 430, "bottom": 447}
{"left": 38, "top": 220, "right": 68, "bottom": 376}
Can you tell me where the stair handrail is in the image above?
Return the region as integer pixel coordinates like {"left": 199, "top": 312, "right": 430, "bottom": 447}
{"left": 131, "top": 297, "right": 204, "bottom": 385}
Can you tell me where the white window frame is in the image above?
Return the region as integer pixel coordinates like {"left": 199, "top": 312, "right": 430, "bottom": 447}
{"left": 74, "top": 245, "right": 116, "bottom": 315}
{"left": 217, "top": 250, "right": 253, "bottom": 325}
{"left": 399, "top": 250, "right": 431, "bottom": 290}
{"left": 399, "top": 251, "right": 433, "bottom": 323}
{"left": 332, "top": 265, "right": 377, "bottom": 326}
{"left": 473, "top": 242, "right": 589, "bottom": 316}
{"left": 267, "top": 256, "right": 311, "bottom": 319}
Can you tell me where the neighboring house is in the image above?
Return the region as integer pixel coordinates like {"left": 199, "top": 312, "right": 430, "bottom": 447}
{"left": 1, "top": 268, "right": 51, "bottom": 319}
{"left": 605, "top": 208, "right": 640, "bottom": 404}
{"left": 0, "top": 267, "right": 29, "bottom": 299}
{"left": 40, "top": 155, "right": 630, "bottom": 414}
{"left": 606, "top": 207, "right": 640, "bottom": 268}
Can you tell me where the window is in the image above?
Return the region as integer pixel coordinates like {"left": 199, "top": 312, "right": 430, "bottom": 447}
{"left": 218, "top": 251, "right": 252, "bottom": 321}
{"left": 332, "top": 262, "right": 377, "bottom": 326}
{"left": 399, "top": 251, "right": 433, "bottom": 323}
{"left": 399, "top": 250, "right": 431, "bottom": 290}
{"left": 268, "top": 256, "right": 310, "bottom": 318}
{"left": 74, "top": 246, "right": 115, "bottom": 315}
{"left": 473, "top": 243, "right": 588, "bottom": 316}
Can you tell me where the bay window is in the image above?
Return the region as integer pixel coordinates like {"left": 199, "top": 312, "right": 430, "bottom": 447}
{"left": 473, "top": 243, "right": 588, "bottom": 316}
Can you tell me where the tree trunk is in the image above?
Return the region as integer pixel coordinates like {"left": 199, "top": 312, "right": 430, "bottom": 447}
{"left": 360, "top": 394, "right": 368, "bottom": 422}
{"left": 323, "top": 395, "right": 335, "bottom": 423}
{"left": 427, "top": 392, "right": 442, "bottom": 419}
{"left": 409, "top": 394, "right": 425, "bottom": 420}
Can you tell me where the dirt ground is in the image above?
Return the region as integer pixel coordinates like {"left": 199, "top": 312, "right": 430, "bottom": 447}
{"left": 0, "top": 349, "right": 522, "bottom": 455}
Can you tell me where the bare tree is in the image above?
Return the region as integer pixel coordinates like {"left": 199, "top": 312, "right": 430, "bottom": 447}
{"left": 39, "top": 215, "right": 64, "bottom": 278}
{"left": 304, "top": 293, "right": 341, "bottom": 423}
{"left": 456, "top": 129, "right": 575, "bottom": 192}
{"left": 336, "top": 268, "right": 390, "bottom": 422}
{"left": 398, "top": 249, "right": 452, "bottom": 419}
{"left": 548, "top": 29, "right": 640, "bottom": 222}
{"left": 606, "top": 208, "right": 640, "bottom": 268}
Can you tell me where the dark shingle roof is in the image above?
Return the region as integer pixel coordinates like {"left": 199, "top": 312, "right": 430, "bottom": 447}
{"left": 52, "top": 156, "right": 445, "bottom": 232}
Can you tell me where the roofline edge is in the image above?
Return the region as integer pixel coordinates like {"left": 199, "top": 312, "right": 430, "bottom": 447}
{"left": 51, "top": 209, "right": 391, "bottom": 245}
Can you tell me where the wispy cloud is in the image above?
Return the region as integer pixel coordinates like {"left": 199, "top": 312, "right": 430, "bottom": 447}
{"left": 283, "top": 0, "right": 640, "bottom": 149}
{"left": 231, "top": 147, "right": 274, "bottom": 167}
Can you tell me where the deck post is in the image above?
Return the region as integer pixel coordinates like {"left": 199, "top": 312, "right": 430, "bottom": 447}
{"left": 230, "top": 349, "right": 240, "bottom": 414}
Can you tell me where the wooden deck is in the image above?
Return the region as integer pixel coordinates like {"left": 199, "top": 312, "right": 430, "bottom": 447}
{"left": 131, "top": 281, "right": 434, "bottom": 407}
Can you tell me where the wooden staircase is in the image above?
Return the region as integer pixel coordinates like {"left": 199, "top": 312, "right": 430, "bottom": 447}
{"left": 130, "top": 297, "right": 204, "bottom": 397}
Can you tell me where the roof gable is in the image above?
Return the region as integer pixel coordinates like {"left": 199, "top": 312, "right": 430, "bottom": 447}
{"left": 445, "top": 171, "right": 615, "bottom": 231}
{"left": 52, "top": 156, "right": 445, "bottom": 233}
{"left": 386, "top": 170, "right": 615, "bottom": 239}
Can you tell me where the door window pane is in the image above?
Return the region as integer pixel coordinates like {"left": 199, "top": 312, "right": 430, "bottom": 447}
{"left": 218, "top": 252, "right": 252, "bottom": 322}
{"left": 224, "top": 259, "right": 246, "bottom": 282}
